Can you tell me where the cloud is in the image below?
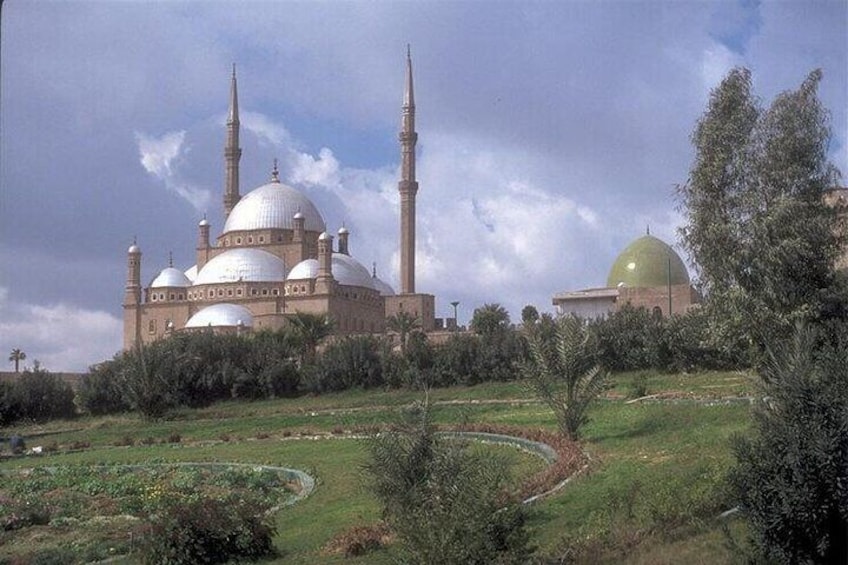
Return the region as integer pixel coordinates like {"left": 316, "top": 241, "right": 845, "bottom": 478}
{"left": 136, "top": 130, "right": 212, "bottom": 212}
{"left": 0, "top": 287, "right": 123, "bottom": 373}
{"left": 241, "top": 111, "right": 295, "bottom": 148}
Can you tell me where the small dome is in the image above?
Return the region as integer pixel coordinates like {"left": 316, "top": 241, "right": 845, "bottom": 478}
{"left": 607, "top": 235, "right": 690, "bottom": 288}
{"left": 150, "top": 267, "right": 192, "bottom": 288}
{"left": 293, "top": 211, "right": 304, "bottom": 220}
{"left": 319, "top": 231, "right": 332, "bottom": 241}
{"left": 128, "top": 243, "right": 141, "bottom": 254}
{"left": 185, "top": 303, "right": 254, "bottom": 328}
{"left": 223, "top": 181, "right": 325, "bottom": 234}
{"left": 287, "top": 258, "right": 318, "bottom": 280}
{"left": 372, "top": 275, "right": 395, "bottom": 296}
{"left": 338, "top": 226, "right": 349, "bottom": 235}
{"left": 199, "top": 218, "right": 209, "bottom": 227}
{"left": 194, "top": 248, "right": 286, "bottom": 286}
{"left": 184, "top": 264, "right": 198, "bottom": 283}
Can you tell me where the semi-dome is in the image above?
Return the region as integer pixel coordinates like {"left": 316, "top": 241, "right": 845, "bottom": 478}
{"left": 372, "top": 275, "right": 395, "bottom": 296}
{"left": 185, "top": 303, "right": 254, "bottom": 328}
{"left": 332, "top": 254, "right": 375, "bottom": 289}
{"left": 223, "top": 180, "right": 325, "bottom": 233}
{"left": 150, "top": 267, "right": 192, "bottom": 288}
{"left": 285, "top": 255, "right": 376, "bottom": 289}
{"left": 287, "top": 258, "right": 318, "bottom": 280}
{"left": 607, "top": 234, "right": 690, "bottom": 288}
{"left": 194, "top": 248, "right": 286, "bottom": 286}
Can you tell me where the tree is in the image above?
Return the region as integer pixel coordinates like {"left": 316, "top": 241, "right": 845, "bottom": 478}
{"left": 386, "top": 311, "right": 422, "bottom": 356}
{"left": 288, "top": 312, "right": 333, "bottom": 365}
{"left": 470, "top": 303, "right": 510, "bottom": 337}
{"left": 8, "top": 349, "right": 26, "bottom": 373}
{"left": 521, "top": 305, "right": 540, "bottom": 326}
{"left": 678, "top": 68, "right": 844, "bottom": 357}
{"left": 521, "top": 316, "right": 607, "bottom": 440}
{"left": 728, "top": 324, "right": 848, "bottom": 563}
{"left": 365, "top": 402, "right": 533, "bottom": 564}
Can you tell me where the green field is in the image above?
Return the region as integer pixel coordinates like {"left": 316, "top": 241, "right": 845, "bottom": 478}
{"left": 0, "top": 370, "right": 753, "bottom": 563}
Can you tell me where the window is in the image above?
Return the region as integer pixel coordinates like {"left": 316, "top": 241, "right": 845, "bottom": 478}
{"left": 236, "top": 237, "right": 242, "bottom": 244}
{"left": 272, "top": 289, "right": 279, "bottom": 296}
{"left": 169, "top": 293, "right": 175, "bottom": 300}
{"left": 248, "top": 237, "right": 253, "bottom": 244}
{"left": 227, "top": 289, "right": 233, "bottom": 296}
{"left": 259, "top": 236, "right": 265, "bottom": 243}
{"left": 251, "top": 289, "right": 257, "bottom": 296}
{"left": 237, "top": 289, "right": 243, "bottom": 296}
{"left": 148, "top": 320, "right": 156, "bottom": 334}
{"left": 262, "top": 289, "right": 268, "bottom": 296}
{"left": 217, "top": 289, "right": 224, "bottom": 297}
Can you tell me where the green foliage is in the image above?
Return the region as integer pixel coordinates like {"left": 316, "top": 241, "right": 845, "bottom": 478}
{"left": 471, "top": 303, "right": 511, "bottom": 337}
{"left": 78, "top": 359, "right": 132, "bottom": 415}
{"left": 728, "top": 325, "right": 848, "bottom": 564}
{"left": 387, "top": 311, "right": 422, "bottom": 356}
{"left": 306, "top": 335, "right": 384, "bottom": 393}
{"left": 140, "top": 493, "right": 277, "bottom": 564}
{"left": 679, "top": 68, "right": 845, "bottom": 355}
{"left": 590, "top": 304, "right": 662, "bottom": 371}
{"left": 11, "top": 367, "right": 76, "bottom": 423}
{"left": 365, "top": 403, "right": 533, "bottom": 564}
{"left": 288, "top": 312, "right": 333, "bottom": 365}
{"left": 522, "top": 316, "right": 608, "bottom": 440}
{"left": 521, "top": 305, "right": 540, "bottom": 326}
{"left": 0, "top": 380, "right": 20, "bottom": 426}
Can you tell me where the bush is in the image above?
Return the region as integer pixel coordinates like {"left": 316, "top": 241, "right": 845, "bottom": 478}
{"left": 365, "top": 403, "right": 533, "bottom": 564}
{"left": 12, "top": 368, "right": 76, "bottom": 422}
{"left": 307, "top": 335, "right": 383, "bottom": 393}
{"left": 590, "top": 304, "right": 662, "bottom": 372}
{"left": 78, "top": 359, "right": 132, "bottom": 415}
{"left": 0, "top": 381, "right": 20, "bottom": 426}
{"left": 728, "top": 325, "right": 848, "bottom": 563}
{"left": 140, "top": 493, "right": 277, "bottom": 564}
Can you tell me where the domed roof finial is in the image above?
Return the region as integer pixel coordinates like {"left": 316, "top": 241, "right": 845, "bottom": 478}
{"left": 271, "top": 159, "right": 280, "bottom": 183}
{"left": 168, "top": 251, "right": 174, "bottom": 268}
{"left": 372, "top": 261, "right": 377, "bottom": 278}
{"left": 646, "top": 224, "right": 651, "bottom": 236}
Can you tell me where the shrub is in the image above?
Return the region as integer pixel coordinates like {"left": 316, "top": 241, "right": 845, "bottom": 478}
{"left": 78, "top": 360, "right": 131, "bottom": 415}
{"left": 0, "top": 381, "right": 20, "bottom": 426}
{"left": 365, "top": 402, "right": 533, "bottom": 564}
{"left": 307, "top": 335, "right": 383, "bottom": 393}
{"left": 12, "top": 368, "right": 76, "bottom": 422}
{"left": 140, "top": 493, "right": 276, "bottom": 564}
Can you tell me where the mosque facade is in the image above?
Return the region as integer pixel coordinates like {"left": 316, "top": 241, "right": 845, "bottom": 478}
{"left": 123, "top": 52, "right": 436, "bottom": 349}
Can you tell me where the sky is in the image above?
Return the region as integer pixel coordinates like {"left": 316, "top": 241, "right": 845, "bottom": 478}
{"left": 1, "top": 0, "right": 846, "bottom": 372}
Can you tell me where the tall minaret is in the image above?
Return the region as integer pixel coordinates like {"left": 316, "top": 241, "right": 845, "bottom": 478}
{"left": 223, "top": 64, "right": 242, "bottom": 218}
{"left": 398, "top": 46, "right": 418, "bottom": 294}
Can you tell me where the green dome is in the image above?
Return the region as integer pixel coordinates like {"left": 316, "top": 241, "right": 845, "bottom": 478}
{"left": 607, "top": 235, "right": 690, "bottom": 288}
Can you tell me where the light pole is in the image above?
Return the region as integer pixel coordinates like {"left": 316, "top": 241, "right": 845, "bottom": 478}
{"left": 450, "top": 301, "right": 460, "bottom": 331}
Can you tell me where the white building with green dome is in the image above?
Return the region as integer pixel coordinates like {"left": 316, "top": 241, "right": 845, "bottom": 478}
{"left": 552, "top": 232, "right": 699, "bottom": 319}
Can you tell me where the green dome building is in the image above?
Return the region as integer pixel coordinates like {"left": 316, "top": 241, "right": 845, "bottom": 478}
{"left": 606, "top": 235, "right": 690, "bottom": 288}
{"left": 553, "top": 231, "right": 699, "bottom": 319}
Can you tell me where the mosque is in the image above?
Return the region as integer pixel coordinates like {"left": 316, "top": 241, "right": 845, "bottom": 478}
{"left": 123, "top": 52, "right": 435, "bottom": 349}
{"left": 552, "top": 230, "right": 700, "bottom": 319}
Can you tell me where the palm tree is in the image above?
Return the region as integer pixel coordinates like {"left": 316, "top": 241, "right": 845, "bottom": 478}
{"left": 288, "top": 312, "right": 333, "bottom": 365}
{"left": 8, "top": 349, "right": 26, "bottom": 373}
{"left": 521, "top": 316, "right": 607, "bottom": 440}
{"left": 386, "top": 311, "right": 421, "bottom": 356}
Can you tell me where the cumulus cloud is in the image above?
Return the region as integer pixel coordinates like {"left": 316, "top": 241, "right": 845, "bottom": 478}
{"left": 241, "top": 111, "right": 295, "bottom": 147}
{"left": 0, "top": 287, "right": 123, "bottom": 373}
{"left": 136, "top": 130, "right": 212, "bottom": 212}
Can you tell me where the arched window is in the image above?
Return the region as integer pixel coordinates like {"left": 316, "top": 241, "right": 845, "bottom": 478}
{"left": 148, "top": 319, "right": 156, "bottom": 334}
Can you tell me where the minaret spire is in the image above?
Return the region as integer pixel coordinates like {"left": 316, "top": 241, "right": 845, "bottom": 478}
{"left": 398, "top": 45, "right": 419, "bottom": 294}
{"left": 223, "top": 64, "right": 242, "bottom": 218}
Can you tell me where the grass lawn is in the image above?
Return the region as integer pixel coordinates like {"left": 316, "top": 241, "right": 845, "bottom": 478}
{"left": 0, "top": 370, "right": 754, "bottom": 563}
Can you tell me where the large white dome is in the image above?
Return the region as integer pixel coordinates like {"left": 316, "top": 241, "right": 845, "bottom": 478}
{"left": 372, "top": 275, "right": 395, "bottom": 296}
{"left": 223, "top": 179, "right": 325, "bottom": 233}
{"left": 194, "top": 248, "right": 286, "bottom": 285}
{"left": 150, "top": 267, "right": 192, "bottom": 288}
{"left": 185, "top": 303, "right": 254, "bottom": 328}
